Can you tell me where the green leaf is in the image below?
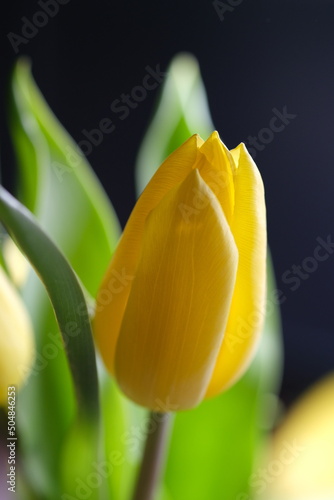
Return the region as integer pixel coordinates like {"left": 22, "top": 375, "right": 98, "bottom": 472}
{"left": 0, "top": 187, "right": 98, "bottom": 419}
{"left": 10, "top": 58, "right": 121, "bottom": 295}
{"left": 0, "top": 187, "right": 100, "bottom": 498}
{"left": 135, "top": 52, "right": 214, "bottom": 194}
{"left": 0, "top": 226, "right": 8, "bottom": 272}
{"left": 7, "top": 58, "right": 122, "bottom": 498}
{"left": 100, "top": 370, "right": 131, "bottom": 500}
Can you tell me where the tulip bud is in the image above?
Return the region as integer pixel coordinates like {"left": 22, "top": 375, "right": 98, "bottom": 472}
{"left": 93, "top": 132, "right": 266, "bottom": 411}
{"left": 0, "top": 266, "right": 35, "bottom": 405}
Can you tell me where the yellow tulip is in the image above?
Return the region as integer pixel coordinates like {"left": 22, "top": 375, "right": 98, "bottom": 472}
{"left": 0, "top": 266, "right": 35, "bottom": 405}
{"left": 93, "top": 131, "right": 266, "bottom": 411}
{"left": 264, "top": 373, "right": 334, "bottom": 500}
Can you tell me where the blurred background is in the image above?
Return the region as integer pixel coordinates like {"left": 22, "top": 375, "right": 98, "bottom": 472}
{"left": 1, "top": 0, "right": 334, "bottom": 408}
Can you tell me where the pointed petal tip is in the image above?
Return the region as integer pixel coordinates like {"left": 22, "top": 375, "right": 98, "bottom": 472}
{"left": 201, "top": 131, "right": 232, "bottom": 156}
{"left": 237, "top": 142, "right": 257, "bottom": 163}
{"left": 192, "top": 133, "right": 204, "bottom": 148}
{"left": 232, "top": 142, "right": 265, "bottom": 186}
{"left": 204, "top": 130, "right": 221, "bottom": 143}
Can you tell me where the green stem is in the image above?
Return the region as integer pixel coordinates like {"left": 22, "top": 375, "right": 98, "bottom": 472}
{"left": 132, "top": 412, "right": 173, "bottom": 500}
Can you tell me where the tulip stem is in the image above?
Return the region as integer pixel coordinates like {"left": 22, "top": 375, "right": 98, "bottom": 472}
{"left": 132, "top": 411, "right": 173, "bottom": 500}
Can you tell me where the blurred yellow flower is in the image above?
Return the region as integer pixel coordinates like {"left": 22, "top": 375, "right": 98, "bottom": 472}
{"left": 0, "top": 266, "right": 35, "bottom": 405}
{"left": 3, "top": 237, "right": 29, "bottom": 287}
{"left": 93, "top": 132, "right": 266, "bottom": 410}
{"left": 264, "top": 373, "right": 334, "bottom": 500}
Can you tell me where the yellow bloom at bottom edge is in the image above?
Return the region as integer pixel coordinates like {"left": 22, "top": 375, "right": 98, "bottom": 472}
{"left": 264, "top": 373, "right": 334, "bottom": 500}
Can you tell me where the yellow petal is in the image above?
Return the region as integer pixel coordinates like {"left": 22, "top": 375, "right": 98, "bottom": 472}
{"left": 0, "top": 267, "right": 35, "bottom": 405}
{"left": 114, "top": 169, "right": 238, "bottom": 410}
{"left": 195, "top": 131, "right": 235, "bottom": 223}
{"left": 206, "top": 143, "right": 267, "bottom": 397}
{"left": 93, "top": 134, "right": 203, "bottom": 374}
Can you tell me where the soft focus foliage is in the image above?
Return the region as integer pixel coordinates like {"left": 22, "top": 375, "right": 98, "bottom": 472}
{"left": 6, "top": 58, "right": 121, "bottom": 498}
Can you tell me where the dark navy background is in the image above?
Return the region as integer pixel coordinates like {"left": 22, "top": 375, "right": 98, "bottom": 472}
{"left": 1, "top": 0, "right": 334, "bottom": 406}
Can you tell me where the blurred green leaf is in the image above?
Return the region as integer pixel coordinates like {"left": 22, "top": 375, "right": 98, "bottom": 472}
{"left": 8, "top": 58, "right": 122, "bottom": 498}
{"left": 100, "top": 369, "right": 130, "bottom": 500}
{"left": 134, "top": 52, "right": 283, "bottom": 500}
{"left": 0, "top": 226, "right": 8, "bottom": 272}
{"left": 0, "top": 186, "right": 99, "bottom": 418}
{"left": 135, "top": 52, "right": 214, "bottom": 195}
{"left": 0, "top": 186, "right": 100, "bottom": 498}
{"left": 10, "top": 58, "right": 121, "bottom": 295}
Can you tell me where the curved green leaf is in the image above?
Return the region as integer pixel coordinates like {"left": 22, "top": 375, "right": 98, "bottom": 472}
{"left": 0, "top": 186, "right": 102, "bottom": 499}
{"left": 0, "top": 186, "right": 99, "bottom": 420}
